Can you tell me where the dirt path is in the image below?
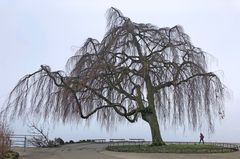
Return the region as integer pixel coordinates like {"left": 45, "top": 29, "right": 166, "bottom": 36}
{"left": 14, "top": 143, "right": 240, "bottom": 159}
{"left": 15, "top": 143, "right": 122, "bottom": 159}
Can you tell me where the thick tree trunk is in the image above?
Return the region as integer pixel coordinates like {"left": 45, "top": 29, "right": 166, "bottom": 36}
{"left": 142, "top": 110, "right": 165, "bottom": 146}
{"left": 140, "top": 70, "right": 165, "bottom": 146}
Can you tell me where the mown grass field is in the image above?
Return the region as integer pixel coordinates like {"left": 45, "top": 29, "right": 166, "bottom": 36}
{"left": 107, "top": 144, "right": 237, "bottom": 153}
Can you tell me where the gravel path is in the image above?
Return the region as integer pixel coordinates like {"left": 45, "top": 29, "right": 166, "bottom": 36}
{"left": 14, "top": 143, "right": 240, "bottom": 159}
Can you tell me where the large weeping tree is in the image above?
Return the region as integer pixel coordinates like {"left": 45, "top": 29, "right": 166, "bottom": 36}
{"left": 5, "top": 8, "right": 225, "bottom": 146}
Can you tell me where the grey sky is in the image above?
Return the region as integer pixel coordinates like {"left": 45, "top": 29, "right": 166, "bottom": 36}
{"left": 0, "top": 0, "right": 240, "bottom": 142}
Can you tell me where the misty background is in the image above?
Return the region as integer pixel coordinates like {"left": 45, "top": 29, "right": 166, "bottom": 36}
{"left": 0, "top": 0, "right": 240, "bottom": 143}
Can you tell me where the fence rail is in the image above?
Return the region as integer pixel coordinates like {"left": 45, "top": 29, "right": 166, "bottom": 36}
{"left": 166, "top": 141, "right": 238, "bottom": 149}
{"left": 6, "top": 135, "right": 240, "bottom": 152}
{"left": 93, "top": 139, "right": 106, "bottom": 143}
{"left": 9, "top": 134, "right": 42, "bottom": 151}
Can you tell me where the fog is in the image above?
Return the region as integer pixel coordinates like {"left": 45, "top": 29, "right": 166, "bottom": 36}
{"left": 1, "top": 0, "right": 240, "bottom": 143}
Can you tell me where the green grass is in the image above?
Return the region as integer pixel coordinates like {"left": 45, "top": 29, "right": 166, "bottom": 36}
{"left": 106, "top": 144, "right": 237, "bottom": 153}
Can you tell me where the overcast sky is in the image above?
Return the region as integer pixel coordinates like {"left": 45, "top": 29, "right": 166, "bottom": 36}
{"left": 1, "top": 0, "right": 240, "bottom": 143}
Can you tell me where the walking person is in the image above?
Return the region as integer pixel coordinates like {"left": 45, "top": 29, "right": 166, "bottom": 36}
{"left": 199, "top": 133, "right": 204, "bottom": 144}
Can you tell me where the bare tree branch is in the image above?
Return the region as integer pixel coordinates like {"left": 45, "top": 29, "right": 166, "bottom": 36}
{"left": 3, "top": 8, "right": 226, "bottom": 141}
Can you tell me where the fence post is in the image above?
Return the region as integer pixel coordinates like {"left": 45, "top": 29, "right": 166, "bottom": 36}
{"left": 24, "top": 136, "right": 27, "bottom": 152}
{"left": 1, "top": 136, "right": 4, "bottom": 154}
{"left": 9, "top": 139, "right": 12, "bottom": 150}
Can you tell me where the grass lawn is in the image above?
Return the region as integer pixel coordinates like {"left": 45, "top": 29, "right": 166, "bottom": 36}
{"left": 106, "top": 144, "right": 237, "bottom": 153}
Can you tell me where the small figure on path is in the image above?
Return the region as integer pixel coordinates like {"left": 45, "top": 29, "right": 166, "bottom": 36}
{"left": 199, "top": 133, "right": 204, "bottom": 144}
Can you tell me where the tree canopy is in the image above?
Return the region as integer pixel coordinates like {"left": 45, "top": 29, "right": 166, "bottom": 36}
{"left": 4, "top": 7, "right": 226, "bottom": 145}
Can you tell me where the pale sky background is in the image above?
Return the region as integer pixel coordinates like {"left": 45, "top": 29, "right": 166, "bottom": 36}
{"left": 0, "top": 0, "right": 240, "bottom": 143}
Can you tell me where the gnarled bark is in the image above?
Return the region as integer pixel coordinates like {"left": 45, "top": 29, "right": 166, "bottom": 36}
{"left": 142, "top": 110, "right": 165, "bottom": 146}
